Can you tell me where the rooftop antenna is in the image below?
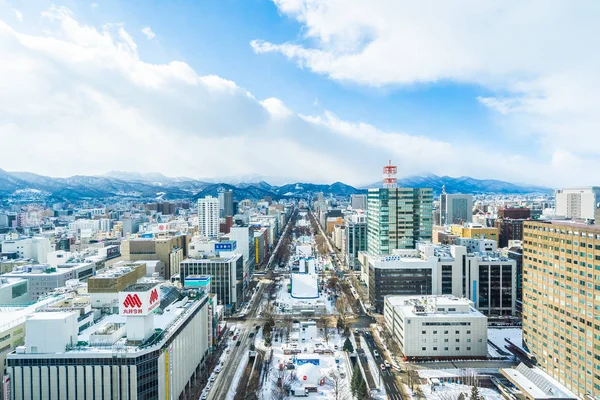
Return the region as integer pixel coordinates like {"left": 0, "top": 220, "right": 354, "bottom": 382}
{"left": 383, "top": 160, "right": 397, "bottom": 189}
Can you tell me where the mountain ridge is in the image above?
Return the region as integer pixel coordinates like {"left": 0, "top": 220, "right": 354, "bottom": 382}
{"left": 0, "top": 169, "right": 552, "bottom": 201}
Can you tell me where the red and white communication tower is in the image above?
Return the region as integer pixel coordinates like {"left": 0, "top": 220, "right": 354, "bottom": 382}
{"left": 383, "top": 160, "right": 398, "bottom": 188}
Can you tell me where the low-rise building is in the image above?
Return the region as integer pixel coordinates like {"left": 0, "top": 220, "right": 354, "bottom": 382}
{"left": 179, "top": 254, "right": 244, "bottom": 314}
{"left": 87, "top": 262, "right": 147, "bottom": 313}
{"left": 6, "top": 283, "right": 211, "bottom": 400}
{"left": 384, "top": 295, "right": 487, "bottom": 360}
{"left": 4, "top": 262, "right": 97, "bottom": 300}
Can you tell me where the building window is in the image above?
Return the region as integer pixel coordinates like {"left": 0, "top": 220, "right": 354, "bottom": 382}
{"left": 422, "top": 347, "right": 426, "bottom": 351}
{"left": 467, "top": 347, "right": 471, "bottom": 351}
{"left": 444, "top": 330, "right": 448, "bottom": 334}
{"left": 456, "top": 347, "right": 460, "bottom": 351}
{"left": 433, "top": 330, "right": 437, "bottom": 334}
{"left": 422, "top": 331, "right": 426, "bottom": 334}
{"left": 455, "top": 330, "right": 460, "bottom": 334}
{"left": 433, "top": 347, "right": 438, "bottom": 351}
{"left": 456, "top": 339, "right": 460, "bottom": 343}
{"left": 467, "top": 330, "right": 471, "bottom": 334}
{"left": 444, "top": 347, "right": 449, "bottom": 351}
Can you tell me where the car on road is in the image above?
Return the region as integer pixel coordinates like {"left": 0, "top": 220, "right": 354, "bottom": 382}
{"left": 236, "top": 341, "right": 241, "bottom": 346}
{"left": 249, "top": 332, "right": 254, "bottom": 338}
{"left": 206, "top": 383, "right": 212, "bottom": 391}
{"left": 214, "top": 366, "right": 222, "bottom": 373}
{"left": 232, "top": 335, "right": 238, "bottom": 341}
{"left": 201, "top": 393, "right": 208, "bottom": 400}
{"left": 373, "top": 350, "right": 379, "bottom": 358}
{"left": 380, "top": 363, "right": 386, "bottom": 371}
{"left": 384, "top": 361, "right": 390, "bottom": 369}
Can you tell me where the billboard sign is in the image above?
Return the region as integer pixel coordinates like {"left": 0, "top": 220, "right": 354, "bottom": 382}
{"left": 157, "top": 223, "right": 169, "bottom": 232}
{"left": 215, "top": 241, "right": 236, "bottom": 251}
{"left": 119, "top": 285, "right": 160, "bottom": 316}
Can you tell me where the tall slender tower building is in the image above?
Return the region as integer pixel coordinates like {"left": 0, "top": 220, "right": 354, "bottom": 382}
{"left": 198, "top": 196, "right": 220, "bottom": 238}
{"left": 218, "top": 189, "right": 234, "bottom": 218}
{"left": 367, "top": 161, "right": 433, "bottom": 254}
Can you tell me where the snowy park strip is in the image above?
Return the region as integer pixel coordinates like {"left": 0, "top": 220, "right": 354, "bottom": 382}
{"left": 226, "top": 352, "right": 250, "bottom": 400}
{"left": 360, "top": 336, "right": 387, "bottom": 397}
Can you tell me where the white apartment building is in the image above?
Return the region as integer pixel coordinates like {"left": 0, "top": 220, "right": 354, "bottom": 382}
{"left": 198, "top": 196, "right": 220, "bottom": 238}
{"left": 0, "top": 237, "right": 53, "bottom": 264}
{"left": 455, "top": 237, "right": 497, "bottom": 253}
{"left": 6, "top": 283, "right": 211, "bottom": 400}
{"left": 384, "top": 295, "right": 487, "bottom": 360}
{"left": 555, "top": 187, "right": 600, "bottom": 220}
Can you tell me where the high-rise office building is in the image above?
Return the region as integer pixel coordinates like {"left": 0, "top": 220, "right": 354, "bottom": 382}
{"left": 367, "top": 188, "right": 433, "bottom": 254}
{"left": 218, "top": 189, "right": 234, "bottom": 217}
{"left": 198, "top": 196, "right": 220, "bottom": 238}
{"left": 522, "top": 221, "right": 600, "bottom": 398}
{"left": 350, "top": 194, "right": 367, "bottom": 210}
{"left": 555, "top": 187, "right": 600, "bottom": 221}
{"left": 345, "top": 212, "right": 368, "bottom": 270}
{"left": 440, "top": 192, "right": 473, "bottom": 225}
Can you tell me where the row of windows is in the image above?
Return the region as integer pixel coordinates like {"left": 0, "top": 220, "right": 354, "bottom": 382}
{"left": 421, "top": 346, "right": 472, "bottom": 351}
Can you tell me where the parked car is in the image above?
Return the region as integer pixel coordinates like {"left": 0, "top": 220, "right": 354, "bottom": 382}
{"left": 384, "top": 361, "right": 390, "bottom": 369}
{"left": 209, "top": 375, "right": 216, "bottom": 382}
{"left": 380, "top": 364, "right": 386, "bottom": 371}
{"left": 236, "top": 341, "right": 241, "bottom": 346}
{"left": 373, "top": 350, "right": 379, "bottom": 358}
{"left": 215, "top": 366, "right": 222, "bottom": 373}
{"left": 201, "top": 393, "right": 208, "bottom": 400}
{"left": 249, "top": 332, "right": 255, "bottom": 338}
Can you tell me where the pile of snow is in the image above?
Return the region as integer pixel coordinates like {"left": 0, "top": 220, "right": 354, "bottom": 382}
{"left": 291, "top": 273, "right": 319, "bottom": 299}
{"left": 419, "top": 383, "right": 503, "bottom": 400}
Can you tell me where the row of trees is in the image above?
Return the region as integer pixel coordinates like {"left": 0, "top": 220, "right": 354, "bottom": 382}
{"left": 350, "top": 364, "right": 370, "bottom": 398}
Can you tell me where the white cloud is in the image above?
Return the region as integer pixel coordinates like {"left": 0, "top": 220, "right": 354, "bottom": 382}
{"left": 254, "top": 0, "right": 600, "bottom": 169}
{"left": 91, "top": 3, "right": 98, "bottom": 8}
{"left": 12, "top": 9, "right": 23, "bottom": 22}
{"left": 0, "top": 6, "right": 597, "bottom": 187}
{"left": 260, "top": 97, "right": 292, "bottom": 118}
{"left": 141, "top": 26, "right": 155, "bottom": 40}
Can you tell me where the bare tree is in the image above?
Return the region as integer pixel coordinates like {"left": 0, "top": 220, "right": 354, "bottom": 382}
{"left": 318, "top": 316, "right": 332, "bottom": 344}
{"left": 327, "top": 369, "right": 348, "bottom": 400}
{"left": 335, "top": 296, "right": 349, "bottom": 331}
{"left": 271, "top": 365, "right": 294, "bottom": 400}
{"left": 404, "top": 363, "right": 419, "bottom": 391}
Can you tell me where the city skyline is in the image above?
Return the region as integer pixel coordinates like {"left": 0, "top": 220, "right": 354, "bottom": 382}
{"left": 1, "top": 1, "right": 599, "bottom": 186}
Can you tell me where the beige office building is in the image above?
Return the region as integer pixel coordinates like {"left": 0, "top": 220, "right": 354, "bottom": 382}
{"left": 121, "top": 234, "right": 189, "bottom": 279}
{"left": 523, "top": 220, "right": 600, "bottom": 398}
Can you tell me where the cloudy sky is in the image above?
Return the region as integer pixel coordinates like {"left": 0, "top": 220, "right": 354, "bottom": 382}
{"left": 0, "top": 0, "right": 598, "bottom": 186}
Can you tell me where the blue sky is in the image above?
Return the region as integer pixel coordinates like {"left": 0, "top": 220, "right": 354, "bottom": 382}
{"left": 0, "top": 0, "right": 598, "bottom": 186}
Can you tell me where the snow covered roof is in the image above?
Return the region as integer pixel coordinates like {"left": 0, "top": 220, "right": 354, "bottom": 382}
{"left": 501, "top": 363, "right": 578, "bottom": 399}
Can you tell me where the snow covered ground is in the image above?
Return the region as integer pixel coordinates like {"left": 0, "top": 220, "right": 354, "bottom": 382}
{"left": 417, "top": 368, "right": 500, "bottom": 379}
{"left": 261, "top": 326, "right": 353, "bottom": 399}
{"left": 418, "top": 383, "right": 503, "bottom": 400}
{"left": 487, "top": 327, "right": 524, "bottom": 352}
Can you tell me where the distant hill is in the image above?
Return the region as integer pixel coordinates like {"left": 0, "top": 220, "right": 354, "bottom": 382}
{"left": 0, "top": 169, "right": 551, "bottom": 202}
